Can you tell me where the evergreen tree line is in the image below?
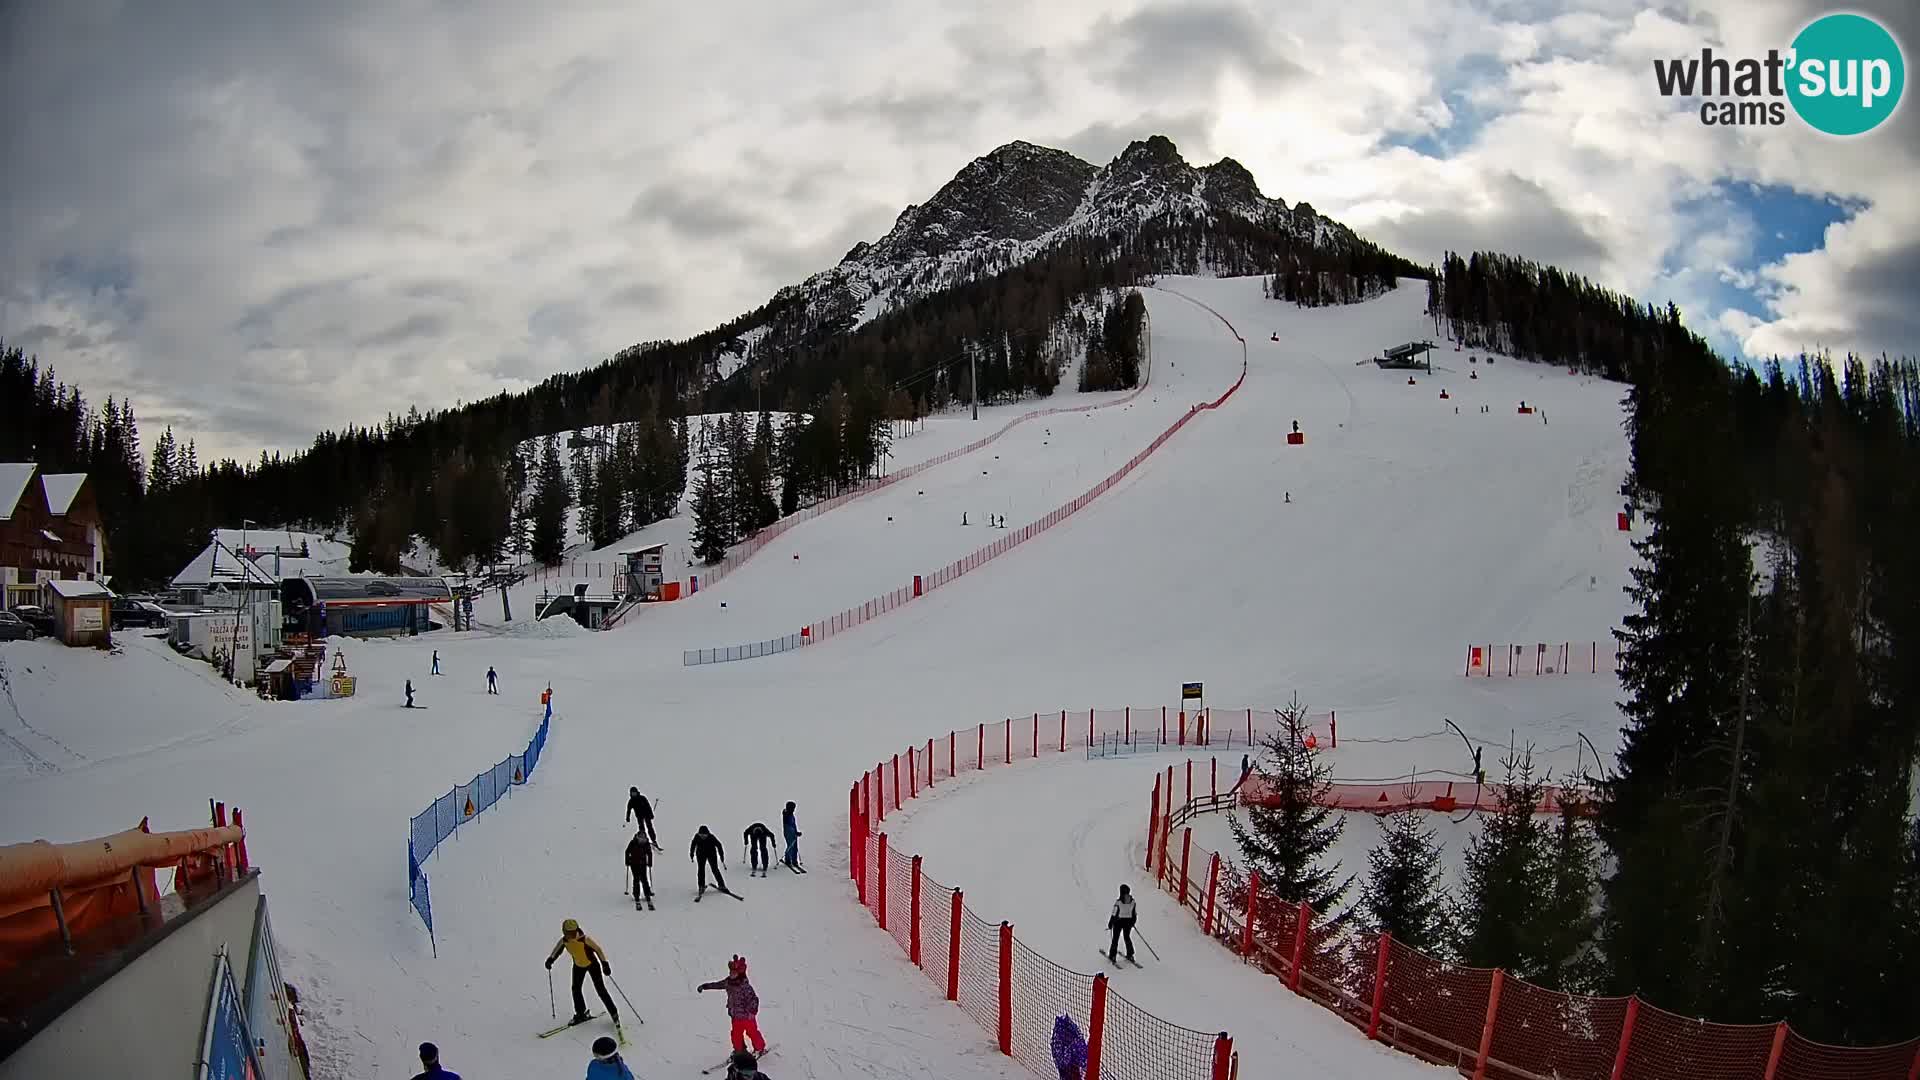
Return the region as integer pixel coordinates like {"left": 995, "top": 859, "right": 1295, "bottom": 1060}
{"left": 1427, "top": 251, "right": 1689, "bottom": 381}
{"left": 1605, "top": 343, "right": 1920, "bottom": 1043}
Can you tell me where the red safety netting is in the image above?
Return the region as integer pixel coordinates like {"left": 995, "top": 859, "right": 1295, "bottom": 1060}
{"left": 887, "top": 853, "right": 915, "bottom": 956}
{"left": 850, "top": 706, "right": 1262, "bottom": 1079}
{"left": 918, "top": 869, "right": 955, "bottom": 999}
{"left": 1008, "top": 937, "right": 1096, "bottom": 1077}
{"left": 1623, "top": 1001, "right": 1775, "bottom": 1079}
{"left": 1099, "top": 984, "right": 1221, "bottom": 1080}
{"left": 1775, "top": 1030, "right": 1920, "bottom": 1080}
{"left": 955, "top": 909, "right": 1001, "bottom": 1036}
{"left": 1147, "top": 778, "right": 1920, "bottom": 1080}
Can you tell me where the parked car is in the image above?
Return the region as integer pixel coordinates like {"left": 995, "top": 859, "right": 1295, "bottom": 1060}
{"left": 110, "top": 597, "right": 168, "bottom": 629}
{"left": 9, "top": 605, "right": 55, "bottom": 637}
{"left": 0, "top": 611, "right": 36, "bottom": 641}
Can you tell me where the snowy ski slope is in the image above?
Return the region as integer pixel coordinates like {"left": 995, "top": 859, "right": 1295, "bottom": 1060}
{"left": 0, "top": 275, "right": 1636, "bottom": 1079}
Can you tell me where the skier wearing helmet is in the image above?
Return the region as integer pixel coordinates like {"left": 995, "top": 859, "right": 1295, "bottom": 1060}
{"left": 726, "top": 1047, "right": 772, "bottom": 1079}
{"left": 585, "top": 1035, "right": 636, "bottom": 1079}
{"left": 546, "top": 918, "right": 619, "bottom": 1026}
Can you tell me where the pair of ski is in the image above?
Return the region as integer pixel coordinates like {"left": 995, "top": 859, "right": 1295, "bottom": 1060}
{"left": 700, "top": 1046, "right": 775, "bottom": 1075}
{"left": 1095, "top": 950, "right": 1145, "bottom": 968}
{"left": 694, "top": 888, "right": 744, "bottom": 902}
{"left": 536, "top": 1011, "right": 634, "bottom": 1046}
{"left": 747, "top": 864, "right": 806, "bottom": 877}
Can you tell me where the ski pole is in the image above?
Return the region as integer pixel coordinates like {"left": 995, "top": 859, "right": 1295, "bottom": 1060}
{"left": 548, "top": 966, "right": 556, "bottom": 1018}
{"left": 609, "top": 975, "right": 642, "bottom": 1023}
{"left": 1135, "top": 928, "right": 1163, "bottom": 962}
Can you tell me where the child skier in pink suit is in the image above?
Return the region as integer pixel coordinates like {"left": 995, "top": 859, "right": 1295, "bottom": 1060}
{"left": 698, "top": 954, "right": 769, "bottom": 1055}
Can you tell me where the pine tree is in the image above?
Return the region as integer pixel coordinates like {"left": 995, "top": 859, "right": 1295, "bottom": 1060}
{"left": 1534, "top": 796, "right": 1602, "bottom": 991}
{"left": 529, "top": 435, "right": 570, "bottom": 565}
{"left": 688, "top": 461, "right": 730, "bottom": 565}
{"left": 1359, "top": 805, "right": 1450, "bottom": 953}
{"left": 1454, "top": 750, "right": 1550, "bottom": 975}
{"left": 1228, "top": 696, "right": 1353, "bottom": 924}
{"left": 571, "top": 437, "right": 598, "bottom": 544}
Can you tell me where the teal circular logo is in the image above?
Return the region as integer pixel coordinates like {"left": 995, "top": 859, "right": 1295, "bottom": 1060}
{"left": 1787, "top": 13, "right": 1905, "bottom": 135}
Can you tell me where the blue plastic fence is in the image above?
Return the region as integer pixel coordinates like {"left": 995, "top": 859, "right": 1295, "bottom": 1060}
{"left": 407, "top": 692, "right": 554, "bottom": 953}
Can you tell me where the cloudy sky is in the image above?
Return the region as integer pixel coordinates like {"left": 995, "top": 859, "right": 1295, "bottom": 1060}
{"left": 2, "top": 0, "right": 1914, "bottom": 462}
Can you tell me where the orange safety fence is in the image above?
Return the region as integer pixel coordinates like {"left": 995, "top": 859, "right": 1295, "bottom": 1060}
{"left": 1148, "top": 776, "right": 1920, "bottom": 1080}
{"left": 1465, "top": 640, "right": 1622, "bottom": 677}
{"left": 847, "top": 706, "right": 1243, "bottom": 1079}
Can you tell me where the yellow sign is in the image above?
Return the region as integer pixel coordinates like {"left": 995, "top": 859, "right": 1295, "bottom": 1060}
{"left": 330, "top": 675, "right": 357, "bottom": 698}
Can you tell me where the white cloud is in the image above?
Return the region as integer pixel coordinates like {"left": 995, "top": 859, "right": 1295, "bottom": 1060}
{"left": 0, "top": 0, "right": 1914, "bottom": 461}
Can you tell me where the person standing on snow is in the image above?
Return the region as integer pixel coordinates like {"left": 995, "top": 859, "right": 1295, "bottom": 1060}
{"left": 690, "top": 825, "right": 732, "bottom": 899}
{"left": 1051, "top": 1015, "right": 1088, "bottom": 1080}
{"left": 546, "top": 918, "right": 620, "bottom": 1025}
{"left": 431, "top": 650, "right": 441, "bottom": 676}
{"left": 584, "top": 1035, "right": 636, "bottom": 1080}
{"left": 405, "top": 678, "right": 416, "bottom": 708}
{"left": 780, "top": 802, "right": 802, "bottom": 871}
{"left": 625, "top": 829, "right": 655, "bottom": 908}
{"left": 698, "top": 954, "right": 768, "bottom": 1056}
{"left": 725, "top": 1048, "right": 772, "bottom": 1079}
{"left": 1106, "top": 885, "right": 1138, "bottom": 963}
{"left": 743, "top": 822, "right": 776, "bottom": 877}
{"left": 486, "top": 666, "right": 498, "bottom": 695}
{"left": 625, "top": 788, "right": 658, "bottom": 844}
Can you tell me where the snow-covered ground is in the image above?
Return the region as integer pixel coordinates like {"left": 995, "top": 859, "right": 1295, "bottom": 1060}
{"left": 0, "top": 275, "right": 1638, "bottom": 1079}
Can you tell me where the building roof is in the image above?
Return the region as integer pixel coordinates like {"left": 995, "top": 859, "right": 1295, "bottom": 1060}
{"left": 46, "top": 578, "right": 112, "bottom": 600}
{"left": 171, "top": 541, "right": 280, "bottom": 590}
{"left": 39, "top": 473, "right": 87, "bottom": 515}
{"left": 0, "top": 463, "right": 36, "bottom": 520}
{"left": 1383, "top": 341, "right": 1436, "bottom": 359}
{"left": 211, "top": 528, "right": 349, "bottom": 563}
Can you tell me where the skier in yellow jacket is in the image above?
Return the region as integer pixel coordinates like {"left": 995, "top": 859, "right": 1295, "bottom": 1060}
{"left": 546, "top": 918, "right": 620, "bottom": 1026}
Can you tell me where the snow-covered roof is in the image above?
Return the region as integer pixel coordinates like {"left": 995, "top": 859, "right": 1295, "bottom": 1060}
{"left": 0, "top": 463, "right": 36, "bottom": 519}
{"left": 171, "top": 541, "right": 280, "bottom": 589}
{"left": 41, "top": 529, "right": 63, "bottom": 544}
{"left": 40, "top": 473, "right": 86, "bottom": 515}
{"left": 46, "top": 578, "right": 111, "bottom": 600}
{"left": 212, "top": 528, "right": 348, "bottom": 562}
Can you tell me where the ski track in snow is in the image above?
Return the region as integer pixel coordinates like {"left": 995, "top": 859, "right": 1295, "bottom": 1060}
{"left": 0, "top": 275, "right": 1635, "bottom": 1079}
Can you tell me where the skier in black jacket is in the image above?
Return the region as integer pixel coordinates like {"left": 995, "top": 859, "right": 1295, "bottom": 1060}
{"left": 743, "top": 822, "right": 776, "bottom": 877}
{"left": 625, "top": 829, "right": 654, "bottom": 909}
{"left": 690, "top": 825, "right": 732, "bottom": 899}
{"left": 625, "top": 787, "right": 658, "bottom": 844}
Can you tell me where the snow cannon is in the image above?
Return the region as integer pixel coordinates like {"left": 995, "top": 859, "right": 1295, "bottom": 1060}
{"left": 1286, "top": 420, "right": 1304, "bottom": 446}
{"left": 1439, "top": 389, "right": 1450, "bottom": 399}
{"left": 1470, "top": 371, "right": 1479, "bottom": 380}
{"left": 1518, "top": 400, "right": 1534, "bottom": 415}
{"left": 1407, "top": 376, "right": 1418, "bottom": 385}
{"left": 1270, "top": 332, "right": 1279, "bottom": 341}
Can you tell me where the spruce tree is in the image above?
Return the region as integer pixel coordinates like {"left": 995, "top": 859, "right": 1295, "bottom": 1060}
{"left": 1228, "top": 696, "right": 1353, "bottom": 924}
{"left": 1453, "top": 749, "right": 1550, "bottom": 975}
{"left": 1534, "top": 796, "right": 1602, "bottom": 992}
{"left": 1359, "top": 804, "right": 1450, "bottom": 952}
{"left": 571, "top": 437, "right": 598, "bottom": 544}
{"left": 529, "top": 435, "right": 570, "bottom": 566}
{"left": 688, "top": 460, "right": 730, "bottom": 565}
